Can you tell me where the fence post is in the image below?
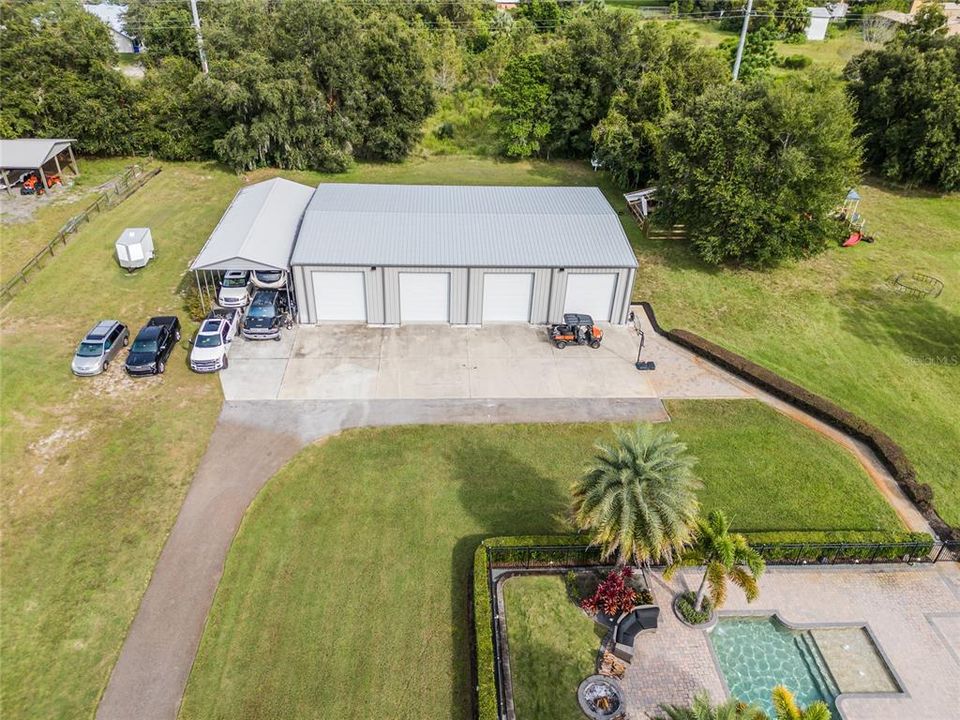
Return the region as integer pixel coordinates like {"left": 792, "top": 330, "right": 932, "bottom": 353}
{"left": 932, "top": 543, "right": 946, "bottom": 563}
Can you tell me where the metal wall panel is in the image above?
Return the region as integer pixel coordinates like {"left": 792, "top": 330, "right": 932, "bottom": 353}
{"left": 294, "top": 265, "right": 385, "bottom": 324}
{"left": 382, "top": 266, "right": 468, "bottom": 324}
{"left": 548, "top": 267, "right": 634, "bottom": 323}
{"left": 466, "top": 267, "right": 553, "bottom": 324}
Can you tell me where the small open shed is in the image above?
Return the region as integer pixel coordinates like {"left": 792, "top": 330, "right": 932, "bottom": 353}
{"left": 190, "top": 177, "right": 315, "bottom": 311}
{"left": 0, "top": 138, "right": 79, "bottom": 194}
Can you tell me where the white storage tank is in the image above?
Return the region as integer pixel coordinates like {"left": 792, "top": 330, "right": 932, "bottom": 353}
{"left": 115, "top": 227, "right": 154, "bottom": 270}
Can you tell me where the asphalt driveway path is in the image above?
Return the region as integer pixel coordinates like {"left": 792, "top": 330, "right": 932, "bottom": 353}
{"left": 95, "top": 397, "right": 668, "bottom": 720}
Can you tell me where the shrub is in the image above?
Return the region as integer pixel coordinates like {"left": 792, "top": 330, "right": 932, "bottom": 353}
{"left": 564, "top": 570, "right": 582, "bottom": 603}
{"left": 636, "top": 588, "right": 654, "bottom": 606}
{"left": 580, "top": 567, "right": 639, "bottom": 616}
{"left": 676, "top": 590, "right": 713, "bottom": 625}
{"left": 780, "top": 54, "right": 813, "bottom": 69}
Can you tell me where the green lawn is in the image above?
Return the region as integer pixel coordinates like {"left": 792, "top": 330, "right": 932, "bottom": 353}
{"left": 0, "top": 156, "right": 141, "bottom": 285}
{"left": 179, "top": 407, "right": 900, "bottom": 719}
{"left": 638, "top": 183, "right": 960, "bottom": 524}
{"left": 1, "top": 152, "right": 951, "bottom": 719}
{"left": 0, "top": 163, "right": 233, "bottom": 718}
{"left": 502, "top": 575, "right": 601, "bottom": 720}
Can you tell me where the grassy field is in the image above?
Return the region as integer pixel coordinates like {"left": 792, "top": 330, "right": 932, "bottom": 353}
{"left": 502, "top": 575, "right": 601, "bottom": 720}
{"left": 0, "top": 156, "right": 140, "bottom": 285}
{"left": 1, "top": 152, "right": 952, "bottom": 718}
{"left": 0, "top": 163, "right": 234, "bottom": 718}
{"left": 638, "top": 183, "right": 960, "bottom": 524}
{"left": 179, "top": 407, "right": 900, "bottom": 719}
{"left": 663, "top": 20, "right": 868, "bottom": 73}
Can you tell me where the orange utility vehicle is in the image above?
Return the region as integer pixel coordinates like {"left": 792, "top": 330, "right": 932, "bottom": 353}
{"left": 549, "top": 313, "right": 603, "bottom": 349}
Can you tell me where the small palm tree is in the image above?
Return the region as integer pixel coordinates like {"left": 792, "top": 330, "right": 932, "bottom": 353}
{"left": 655, "top": 692, "right": 765, "bottom": 720}
{"left": 571, "top": 424, "right": 701, "bottom": 566}
{"left": 770, "top": 686, "right": 831, "bottom": 720}
{"left": 655, "top": 688, "right": 831, "bottom": 720}
{"left": 665, "top": 509, "right": 765, "bottom": 613}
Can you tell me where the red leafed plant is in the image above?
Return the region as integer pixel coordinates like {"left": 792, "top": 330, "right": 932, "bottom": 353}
{"left": 580, "top": 567, "right": 638, "bottom": 616}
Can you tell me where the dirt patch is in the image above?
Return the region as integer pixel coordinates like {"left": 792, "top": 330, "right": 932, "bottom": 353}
{"left": 75, "top": 368, "right": 164, "bottom": 401}
{"left": 28, "top": 424, "right": 89, "bottom": 475}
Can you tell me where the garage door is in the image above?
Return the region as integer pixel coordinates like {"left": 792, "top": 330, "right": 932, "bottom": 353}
{"left": 312, "top": 271, "right": 366, "bottom": 322}
{"left": 482, "top": 273, "right": 534, "bottom": 322}
{"left": 563, "top": 273, "right": 618, "bottom": 322}
{"left": 399, "top": 272, "right": 449, "bottom": 323}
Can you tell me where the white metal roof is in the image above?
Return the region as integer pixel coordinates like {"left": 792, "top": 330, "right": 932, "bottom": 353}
{"left": 83, "top": 4, "right": 131, "bottom": 38}
{"left": 291, "top": 184, "right": 638, "bottom": 269}
{"left": 115, "top": 228, "right": 150, "bottom": 246}
{"left": 191, "top": 178, "right": 315, "bottom": 272}
{"left": 0, "top": 139, "right": 76, "bottom": 170}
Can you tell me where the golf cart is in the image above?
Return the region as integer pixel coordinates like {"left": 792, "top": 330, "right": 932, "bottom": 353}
{"left": 549, "top": 313, "right": 603, "bottom": 349}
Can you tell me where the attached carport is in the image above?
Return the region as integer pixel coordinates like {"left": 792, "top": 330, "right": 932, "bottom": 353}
{"left": 290, "top": 184, "right": 638, "bottom": 325}
{"left": 0, "top": 138, "right": 79, "bottom": 194}
{"left": 190, "top": 177, "right": 315, "bottom": 310}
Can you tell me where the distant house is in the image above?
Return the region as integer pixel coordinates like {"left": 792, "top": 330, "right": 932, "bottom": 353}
{"left": 806, "top": 7, "right": 832, "bottom": 40}
{"left": 83, "top": 4, "right": 140, "bottom": 54}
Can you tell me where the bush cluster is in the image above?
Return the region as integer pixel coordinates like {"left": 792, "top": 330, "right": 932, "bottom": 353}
{"left": 675, "top": 590, "right": 713, "bottom": 626}
{"left": 579, "top": 567, "right": 638, "bottom": 616}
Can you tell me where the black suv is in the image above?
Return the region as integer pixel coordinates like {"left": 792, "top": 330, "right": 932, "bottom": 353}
{"left": 125, "top": 316, "right": 181, "bottom": 375}
{"left": 242, "top": 290, "right": 292, "bottom": 341}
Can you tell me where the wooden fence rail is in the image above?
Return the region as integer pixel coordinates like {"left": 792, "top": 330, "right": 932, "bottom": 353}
{"left": 1, "top": 162, "right": 162, "bottom": 306}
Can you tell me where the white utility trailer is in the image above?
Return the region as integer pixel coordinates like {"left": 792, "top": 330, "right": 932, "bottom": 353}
{"left": 115, "top": 227, "right": 154, "bottom": 271}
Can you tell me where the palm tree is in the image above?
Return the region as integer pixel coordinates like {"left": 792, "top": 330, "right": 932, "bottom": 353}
{"left": 655, "top": 688, "right": 831, "bottom": 720}
{"left": 571, "top": 424, "right": 701, "bottom": 566}
{"left": 665, "top": 509, "right": 765, "bottom": 613}
{"left": 655, "top": 692, "right": 765, "bottom": 720}
{"left": 770, "top": 686, "right": 831, "bottom": 720}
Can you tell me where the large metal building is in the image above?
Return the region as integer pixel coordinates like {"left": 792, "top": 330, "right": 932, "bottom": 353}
{"left": 290, "top": 184, "right": 637, "bottom": 325}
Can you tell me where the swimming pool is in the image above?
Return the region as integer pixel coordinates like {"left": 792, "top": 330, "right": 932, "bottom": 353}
{"left": 709, "top": 616, "right": 839, "bottom": 716}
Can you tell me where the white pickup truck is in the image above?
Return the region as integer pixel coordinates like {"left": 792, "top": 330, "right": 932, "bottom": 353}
{"left": 189, "top": 308, "right": 240, "bottom": 373}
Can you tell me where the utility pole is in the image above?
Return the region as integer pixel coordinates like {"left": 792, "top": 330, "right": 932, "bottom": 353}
{"left": 189, "top": 0, "right": 209, "bottom": 75}
{"left": 731, "top": 0, "right": 754, "bottom": 81}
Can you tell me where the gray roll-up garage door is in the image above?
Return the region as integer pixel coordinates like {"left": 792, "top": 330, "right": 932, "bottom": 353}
{"left": 312, "top": 271, "right": 366, "bottom": 322}
{"left": 399, "top": 272, "right": 450, "bottom": 323}
{"left": 482, "top": 272, "right": 534, "bottom": 322}
{"left": 563, "top": 273, "right": 617, "bottom": 322}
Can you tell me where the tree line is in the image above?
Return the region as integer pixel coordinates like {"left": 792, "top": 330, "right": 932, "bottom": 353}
{"left": 1, "top": 0, "right": 956, "bottom": 266}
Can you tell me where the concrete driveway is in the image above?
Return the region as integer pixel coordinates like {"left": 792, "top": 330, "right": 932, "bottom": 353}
{"left": 220, "top": 317, "right": 750, "bottom": 401}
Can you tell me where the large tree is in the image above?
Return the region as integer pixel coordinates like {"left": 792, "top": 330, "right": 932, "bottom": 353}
{"left": 592, "top": 24, "right": 726, "bottom": 188}
{"left": 0, "top": 1, "right": 138, "bottom": 155}
{"left": 844, "top": 32, "right": 960, "bottom": 190}
{"left": 571, "top": 425, "right": 701, "bottom": 566}
{"left": 657, "top": 73, "right": 861, "bottom": 265}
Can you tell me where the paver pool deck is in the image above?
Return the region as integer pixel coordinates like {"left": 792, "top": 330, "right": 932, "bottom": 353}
{"left": 625, "top": 563, "right": 960, "bottom": 720}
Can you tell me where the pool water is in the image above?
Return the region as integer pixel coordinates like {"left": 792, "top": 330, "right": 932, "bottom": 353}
{"left": 709, "top": 616, "right": 840, "bottom": 716}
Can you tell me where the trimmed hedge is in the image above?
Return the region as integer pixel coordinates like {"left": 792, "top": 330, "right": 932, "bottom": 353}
{"left": 473, "top": 544, "right": 496, "bottom": 720}
{"left": 636, "top": 302, "right": 958, "bottom": 544}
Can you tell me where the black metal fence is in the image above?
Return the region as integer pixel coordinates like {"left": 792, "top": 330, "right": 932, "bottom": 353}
{"left": 487, "top": 539, "right": 958, "bottom": 571}
{"left": 483, "top": 539, "right": 958, "bottom": 719}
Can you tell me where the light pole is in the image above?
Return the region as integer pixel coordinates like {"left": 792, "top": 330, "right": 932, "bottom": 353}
{"left": 732, "top": 0, "right": 754, "bottom": 81}
{"left": 189, "top": 0, "right": 209, "bottom": 75}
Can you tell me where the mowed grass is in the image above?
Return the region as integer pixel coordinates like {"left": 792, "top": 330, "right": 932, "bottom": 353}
{"left": 502, "top": 575, "right": 601, "bottom": 720}
{"left": 179, "top": 407, "right": 899, "bottom": 720}
{"left": 0, "top": 156, "right": 140, "bottom": 285}
{"left": 638, "top": 183, "right": 960, "bottom": 524}
{"left": 0, "top": 163, "right": 238, "bottom": 718}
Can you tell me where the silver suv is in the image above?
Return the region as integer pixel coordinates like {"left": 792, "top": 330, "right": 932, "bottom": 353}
{"left": 72, "top": 320, "right": 129, "bottom": 376}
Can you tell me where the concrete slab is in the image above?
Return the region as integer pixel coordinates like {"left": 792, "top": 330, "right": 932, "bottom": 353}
{"left": 230, "top": 329, "right": 297, "bottom": 360}
{"left": 292, "top": 325, "right": 383, "bottom": 359}
{"left": 220, "top": 322, "right": 752, "bottom": 402}
{"left": 217, "top": 358, "right": 286, "bottom": 401}
{"left": 468, "top": 358, "right": 563, "bottom": 398}
{"left": 277, "top": 358, "right": 379, "bottom": 400}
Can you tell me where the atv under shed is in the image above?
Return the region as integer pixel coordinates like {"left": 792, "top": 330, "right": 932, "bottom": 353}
{"left": 0, "top": 138, "right": 79, "bottom": 195}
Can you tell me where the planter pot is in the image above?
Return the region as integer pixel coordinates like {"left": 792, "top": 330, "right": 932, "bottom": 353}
{"left": 672, "top": 593, "right": 717, "bottom": 629}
